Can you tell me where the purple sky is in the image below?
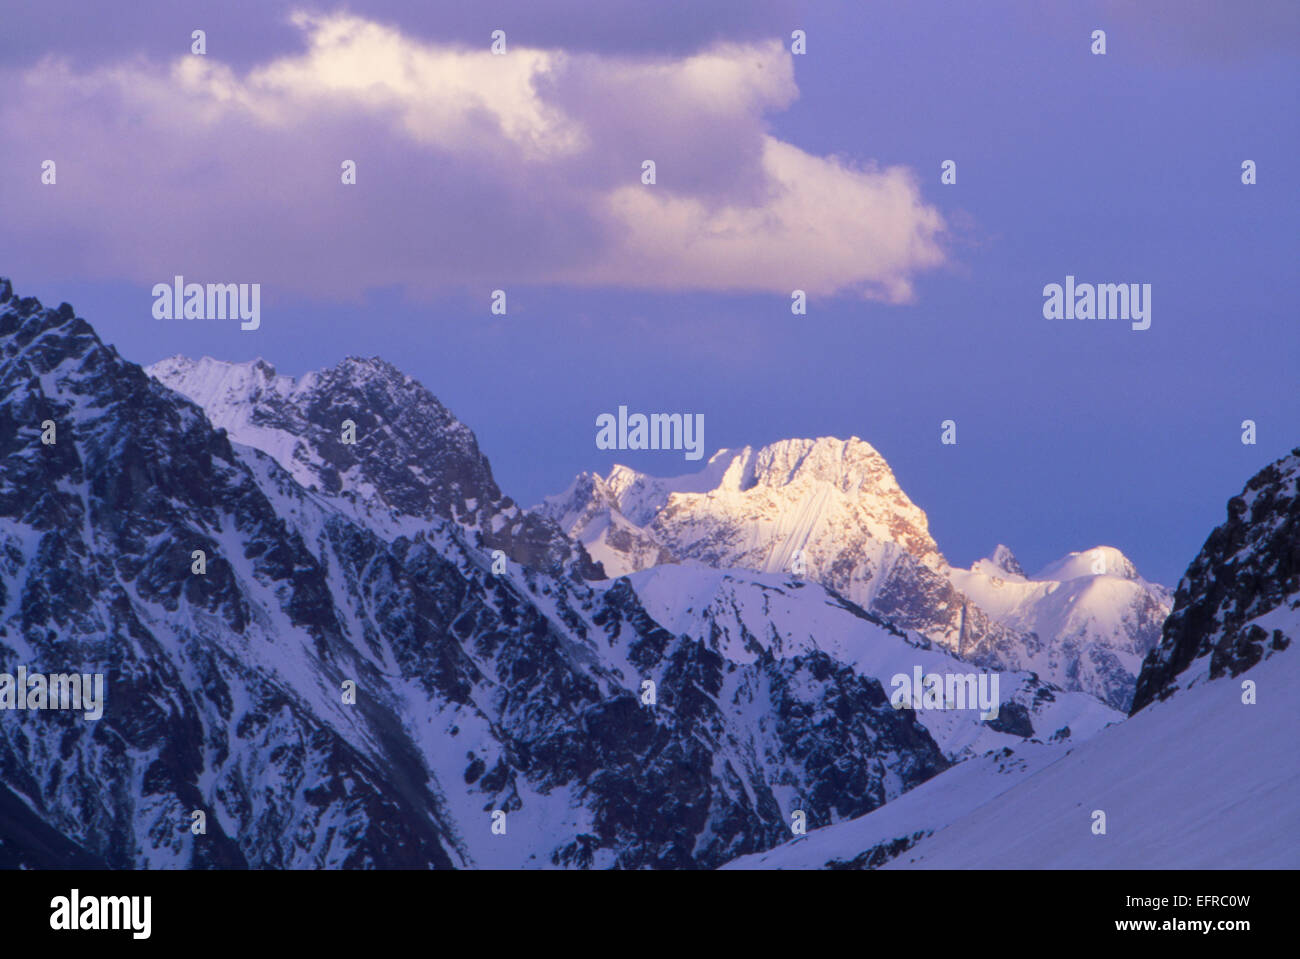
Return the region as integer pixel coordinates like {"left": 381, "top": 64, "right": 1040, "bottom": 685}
{"left": 1, "top": 0, "right": 1297, "bottom": 584}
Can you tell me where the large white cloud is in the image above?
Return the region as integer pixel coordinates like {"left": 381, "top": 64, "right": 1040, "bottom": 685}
{"left": 0, "top": 10, "right": 947, "bottom": 301}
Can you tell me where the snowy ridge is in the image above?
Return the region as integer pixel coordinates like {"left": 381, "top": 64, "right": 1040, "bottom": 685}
{"left": 950, "top": 545, "right": 1173, "bottom": 710}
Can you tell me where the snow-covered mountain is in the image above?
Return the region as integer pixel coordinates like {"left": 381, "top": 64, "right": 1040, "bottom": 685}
{"left": 537, "top": 438, "right": 1171, "bottom": 709}
{"left": 726, "top": 446, "right": 1299, "bottom": 869}
{"left": 8, "top": 280, "right": 1084, "bottom": 869}
{"left": 148, "top": 354, "right": 600, "bottom": 578}
{"left": 6, "top": 276, "right": 1277, "bottom": 871}
{"left": 949, "top": 544, "right": 1172, "bottom": 711}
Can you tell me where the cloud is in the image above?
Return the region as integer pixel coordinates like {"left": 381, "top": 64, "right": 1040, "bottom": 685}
{"left": 579, "top": 139, "right": 945, "bottom": 300}
{"left": 0, "top": 10, "right": 946, "bottom": 302}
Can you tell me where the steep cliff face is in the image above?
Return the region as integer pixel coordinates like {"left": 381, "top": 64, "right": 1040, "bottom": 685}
{"left": 1131, "top": 448, "right": 1299, "bottom": 714}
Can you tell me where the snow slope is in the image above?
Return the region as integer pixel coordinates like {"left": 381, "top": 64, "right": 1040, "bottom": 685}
{"left": 728, "top": 621, "right": 1296, "bottom": 868}
{"left": 890, "top": 608, "right": 1298, "bottom": 868}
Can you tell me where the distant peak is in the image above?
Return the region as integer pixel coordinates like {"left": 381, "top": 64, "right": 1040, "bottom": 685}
{"left": 152, "top": 354, "right": 270, "bottom": 374}
{"left": 337, "top": 355, "right": 394, "bottom": 372}
{"left": 760, "top": 435, "right": 883, "bottom": 460}
{"left": 986, "top": 544, "right": 1025, "bottom": 577}
{"left": 1034, "top": 546, "right": 1139, "bottom": 582}
{"left": 0, "top": 280, "right": 97, "bottom": 344}
{"left": 724, "top": 435, "right": 896, "bottom": 496}
{"left": 605, "top": 463, "right": 649, "bottom": 483}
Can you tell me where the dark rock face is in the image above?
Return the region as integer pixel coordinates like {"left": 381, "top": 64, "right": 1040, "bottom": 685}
{"left": 984, "top": 701, "right": 1033, "bottom": 739}
{"left": 988, "top": 545, "right": 1025, "bottom": 578}
{"left": 1131, "top": 449, "right": 1300, "bottom": 714}
{"left": 289, "top": 357, "right": 600, "bottom": 578}
{"left": 0, "top": 278, "right": 952, "bottom": 869}
{"left": 825, "top": 830, "right": 931, "bottom": 870}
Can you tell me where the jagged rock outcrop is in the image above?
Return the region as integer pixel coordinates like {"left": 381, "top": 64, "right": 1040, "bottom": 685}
{"left": 1131, "top": 448, "right": 1299, "bottom": 713}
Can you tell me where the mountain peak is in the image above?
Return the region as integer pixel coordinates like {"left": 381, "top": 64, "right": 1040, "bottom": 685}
{"left": 0, "top": 281, "right": 106, "bottom": 369}
{"left": 543, "top": 432, "right": 949, "bottom": 584}
{"left": 330, "top": 355, "right": 409, "bottom": 384}
{"left": 1034, "top": 546, "right": 1139, "bottom": 583}
{"left": 149, "top": 352, "right": 599, "bottom": 576}
{"left": 148, "top": 355, "right": 298, "bottom": 418}
{"left": 149, "top": 353, "right": 490, "bottom": 514}
{"left": 984, "top": 544, "right": 1026, "bottom": 577}
{"left": 722, "top": 436, "right": 891, "bottom": 494}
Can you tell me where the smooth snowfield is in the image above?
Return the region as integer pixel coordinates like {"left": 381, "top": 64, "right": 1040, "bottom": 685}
{"left": 727, "top": 631, "right": 1298, "bottom": 869}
